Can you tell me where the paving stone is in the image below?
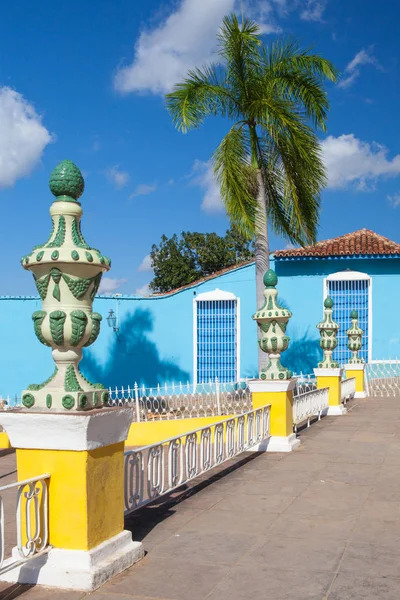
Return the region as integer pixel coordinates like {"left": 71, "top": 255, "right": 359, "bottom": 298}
{"left": 341, "top": 542, "right": 400, "bottom": 578}
{"left": 329, "top": 574, "right": 400, "bottom": 600}
{"left": 239, "top": 535, "right": 346, "bottom": 572}
{"left": 268, "top": 513, "right": 356, "bottom": 540}
{"left": 207, "top": 564, "right": 334, "bottom": 600}
{"left": 100, "top": 555, "right": 229, "bottom": 600}
{"left": 149, "top": 528, "right": 259, "bottom": 566}
{"left": 213, "top": 492, "right": 297, "bottom": 513}
{"left": 180, "top": 507, "right": 280, "bottom": 535}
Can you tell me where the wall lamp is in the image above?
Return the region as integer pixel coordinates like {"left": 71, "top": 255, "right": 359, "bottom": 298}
{"left": 106, "top": 309, "right": 119, "bottom": 332}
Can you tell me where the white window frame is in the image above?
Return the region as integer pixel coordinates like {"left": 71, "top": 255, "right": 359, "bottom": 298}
{"left": 323, "top": 270, "right": 372, "bottom": 363}
{"left": 193, "top": 288, "right": 240, "bottom": 385}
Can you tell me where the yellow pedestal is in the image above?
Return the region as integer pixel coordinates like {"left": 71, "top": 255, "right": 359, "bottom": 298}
{"left": 314, "top": 368, "right": 347, "bottom": 415}
{"left": 0, "top": 408, "right": 144, "bottom": 590}
{"left": 345, "top": 364, "right": 366, "bottom": 398}
{"left": 249, "top": 379, "right": 299, "bottom": 451}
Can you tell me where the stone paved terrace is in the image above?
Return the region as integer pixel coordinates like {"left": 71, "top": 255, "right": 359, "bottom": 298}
{"left": 2, "top": 395, "right": 400, "bottom": 600}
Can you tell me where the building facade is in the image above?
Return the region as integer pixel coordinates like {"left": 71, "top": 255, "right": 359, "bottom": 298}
{"left": 2, "top": 229, "right": 400, "bottom": 397}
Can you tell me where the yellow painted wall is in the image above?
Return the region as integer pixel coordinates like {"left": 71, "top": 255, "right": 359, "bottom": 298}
{"left": 317, "top": 375, "right": 341, "bottom": 406}
{"left": 0, "top": 432, "right": 10, "bottom": 448}
{"left": 346, "top": 369, "right": 365, "bottom": 393}
{"left": 16, "top": 442, "right": 124, "bottom": 551}
{"left": 252, "top": 390, "right": 292, "bottom": 437}
{"left": 126, "top": 415, "right": 233, "bottom": 447}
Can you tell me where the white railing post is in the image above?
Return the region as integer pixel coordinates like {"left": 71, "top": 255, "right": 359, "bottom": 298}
{"left": 134, "top": 382, "right": 140, "bottom": 422}
{"left": 215, "top": 377, "right": 221, "bottom": 416}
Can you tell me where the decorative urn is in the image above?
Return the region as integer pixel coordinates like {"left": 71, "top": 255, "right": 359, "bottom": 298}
{"left": 346, "top": 309, "right": 364, "bottom": 364}
{"left": 317, "top": 296, "right": 340, "bottom": 368}
{"left": 20, "top": 160, "right": 111, "bottom": 411}
{"left": 252, "top": 269, "right": 292, "bottom": 380}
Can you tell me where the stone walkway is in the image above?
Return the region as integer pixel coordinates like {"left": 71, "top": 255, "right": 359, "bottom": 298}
{"left": 1, "top": 396, "right": 400, "bottom": 599}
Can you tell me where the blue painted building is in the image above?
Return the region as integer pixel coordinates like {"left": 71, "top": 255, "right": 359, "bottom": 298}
{"left": 2, "top": 229, "right": 400, "bottom": 397}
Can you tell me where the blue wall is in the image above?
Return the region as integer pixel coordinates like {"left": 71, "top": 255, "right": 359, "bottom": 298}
{"left": 2, "top": 255, "right": 400, "bottom": 396}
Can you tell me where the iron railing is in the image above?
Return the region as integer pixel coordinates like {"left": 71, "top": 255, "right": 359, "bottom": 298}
{"left": 293, "top": 387, "right": 329, "bottom": 433}
{"left": 0, "top": 474, "right": 50, "bottom": 574}
{"left": 109, "top": 379, "right": 252, "bottom": 421}
{"left": 123, "top": 404, "right": 271, "bottom": 513}
{"left": 366, "top": 360, "right": 400, "bottom": 397}
{"left": 341, "top": 377, "right": 356, "bottom": 404}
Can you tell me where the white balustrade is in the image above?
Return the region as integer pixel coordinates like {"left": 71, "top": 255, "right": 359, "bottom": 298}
{"left": 109, "top": 379, "right": 252, "bottom": 421}
{"left": 0, "top": 474, "right": 50, "bottom": 574}
{"left": 124, "top": 404, "right": 271, "bottom": 513}
{"left": 366, "top": 360, "right": 400, "bottom": 397}
{"left": 341, "top": 377, "right": 356, "bottom": 404}
{"left": 293, "top": 388, "right": 329, "bottom": 432}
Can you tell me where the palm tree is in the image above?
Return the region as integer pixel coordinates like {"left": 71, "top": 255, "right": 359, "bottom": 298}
{"left": 166, "top": 14, "right": 338, "bottom": 372}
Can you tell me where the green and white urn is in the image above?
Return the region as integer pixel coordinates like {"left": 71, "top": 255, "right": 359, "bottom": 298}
{"left": 317, "top": 297, "right": 340, "bottom": 368}
{"left": 252, "top": 269, "right": 292, "bottom": 380}
{"left": 20, "top": 160, "right": 111, "bottom": 411}
{"left": 346, "top": 309, "right": 364, "bottom": 364}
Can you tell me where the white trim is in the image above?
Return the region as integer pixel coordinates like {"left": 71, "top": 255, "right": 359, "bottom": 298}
{"left": 236, "top": 297, "right": 241, "bottom": 381}
{"left": 368, "top": 277, "right": 373, "bottom": 362}
{"left": 248, "top": 378, "right": 297, "bottom": 393}
{"left": 344, "top": 364, "right": 365, "bottom": 371}
{"left": 326, "top": 405, "right": 347, "bottom": 415}
{"left": 193, "top": 297, "right": 198, "bottom": 387}
{"left": 323, "top": 270, "right": 372, "bottom": 363}
{"left": 326, "top": 270, "right": 371, "bottom": 281}
{"left": 193, "top": 290, "right": 240, "bottom": 384}
{"left": 313, "top": 368, "right": 343, "bottom": 377}
{"left": 194, "top": 288, "right": 237, "bottom": 301}
{"left": 0, "top": 408, "right": 133, "bottom": 451}
{"left": 0, "top": 531, "right": 144, "bottom": 591}
{"left": 250, "top": 433, "right": 300, "bottom": 452}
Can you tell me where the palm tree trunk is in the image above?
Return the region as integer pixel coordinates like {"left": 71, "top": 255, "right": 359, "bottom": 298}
{"left": 255, "top": 169, "right": 269, "bottom": 375}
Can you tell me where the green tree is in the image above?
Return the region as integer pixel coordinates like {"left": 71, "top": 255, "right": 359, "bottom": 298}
{"left": 166, "top": 14, "right": 338, "bottom": 370}
{"left": 150, "top": 226, "right": 254, "bottom": 293}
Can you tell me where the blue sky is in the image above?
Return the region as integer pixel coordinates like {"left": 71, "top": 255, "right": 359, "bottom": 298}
{"left": 0, "top": 0, "right": 399, "bottom": 296}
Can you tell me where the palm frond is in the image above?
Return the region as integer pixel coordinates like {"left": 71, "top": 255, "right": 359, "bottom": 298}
{"left": 166, "top": 64, "right": 239, "bottom": 132}
{"left": 213, "top": 124, "right": 257, "bottom": 238}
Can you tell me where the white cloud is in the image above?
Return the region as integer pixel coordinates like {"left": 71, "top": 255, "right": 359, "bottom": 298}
{"left": 138, "top": 254, "right": 153, "bottom": 272}
{"left": 98, "top": 277, "right": 127, "bottom": 294}
{"left": 135, "top": 283, "right": 152, "bottom": 297}
{"left": 191, "top": 160, "right": 224, "bottom": 213}
{"left": 0, "top": 87, "right": 52, "bottom": 188}
{"left": 113, "top": 0, "right": 280, "bottom": 96}
{"left": 388, "top": 193, "right": 400, "bottom": 208}
{"left": 129, "top": 183, "right": 157, "bottom": 199}
{"left": 321, "top": 134, "right": 400, "bottom": 190}
{"left": 106, "top": 166, "right": 129, "bottom": 189}
{"left": 338, "top": 48, "right": 381, "bottom": 89}
{"left": 300, "top": 0, "right": 326, "bottom": 22}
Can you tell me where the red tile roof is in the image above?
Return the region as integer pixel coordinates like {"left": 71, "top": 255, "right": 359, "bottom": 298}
{"left": 274, "top": 229, "right": 400, "bottom": 258}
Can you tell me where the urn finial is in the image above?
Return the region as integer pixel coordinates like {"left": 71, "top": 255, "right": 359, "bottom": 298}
{"left": 20, "top": 161, "right": 110, "bottom": 411}
{"left": 346, "top": 310, "right": 364, "bottom": 364}
{"left": 49, "top": 160, "right": 85, "bottom": 202}
{"left": 317, "top": 296, "right": 340, "bottom": 368}
{"left": 252, "top": 269, "right": 292, "bottom": 380}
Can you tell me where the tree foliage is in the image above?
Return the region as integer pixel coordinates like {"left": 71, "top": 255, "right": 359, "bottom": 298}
{"left": 166, "top": 16, "right": 338, "bottom": 246}
{"left": 149, "top": 226, "right": 254, "bottom": 293}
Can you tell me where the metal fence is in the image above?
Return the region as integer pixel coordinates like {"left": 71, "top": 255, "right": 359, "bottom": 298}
{"left": 341, "top": 377, "right": 356, "bottom": 404}
{"left": 293, "top": 387, "right": 329, "bottom": 432}
{"left": 293, "top": 374, "right": 317, "bottom": 396}
{"left": 366, "top": 360, "right": 400, "bottom": 397}
{"left": 109, "top": 379, "right": 252, "bottom": 421}
{"left": 123, "top": 403, "right": 271, "bottom": 513}
{"left": 0, "top": 474, "right": 50, "bottom": 574}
